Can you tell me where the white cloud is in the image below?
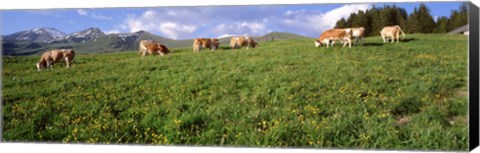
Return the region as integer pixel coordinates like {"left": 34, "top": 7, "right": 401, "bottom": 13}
{"left": 316, "top": 4, "right": 371, "bottom": 29}
{"left": 77, "top": 9, "right": 88, "bottom": 16}
{"left": 217, "top": 34, "right": 237, "bottom": 38}
{"left": 273, "top": 4, "right": 372, "bottom": 37}
{"left": 120, "top": 9, "right": 201, "bottom": 39}
{"left": 77, "top": 9, "right": 113, "bottom": 20}
{"left": 158, "top": 22, "right": 196, "bottom": 39}
{"left": 211, "top": 21, "right": 271, "bottom": 38}
{"left": 106, "top": 30, "right": 120, "bottom": 34}
{"left": 167, "top": 10, "right": 176, "bottom": 16}
{"left": 118, "top": 4, "right": 371, "bottom": 39}
{"left": 433, "top": 16, "right": 439, "bottom": 22}
{"left": 91, "top": 14, "right": 113, "bottom": 20}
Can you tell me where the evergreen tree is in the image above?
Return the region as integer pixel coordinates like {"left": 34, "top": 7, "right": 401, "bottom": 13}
{"left": 434, "top": 16, "right": 450, "bottom": 33}
{"left": 335, "top": 18, "right": 348, "bottom": 28}
{"left": 366, "top": 6, "right": 382, "bottom": 36}
{"left": 345, "top": 13, "right": 356, "bottom": 27}
{"left": 406, "top": 7, "right": 420, "bottom": 33}
{"left": 448, "top": 2, "right": 468, "bottom": 31}
{"left": 416, "top": 3, "right": 436, "bottom": 33}
{"left": 352, "top": 10, "right": 368, "bottom": 28}
{"left": 380, "top": 5, "right": 395, "bottom": 26}
{"left": 394, "top": 7, "right": 408, "bottom": 29}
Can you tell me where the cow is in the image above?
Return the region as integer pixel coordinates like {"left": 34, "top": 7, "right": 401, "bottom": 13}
{"left": 229, "top": 36, "right": 258, "bottom": 49}
{"left": 138, "top": 40, "right": 155, "bottom": 55}
{"left": 144, "top": 43, "right": 171, "bottom": 56}
{"left": 36, "top": 49, "right": 75, "bottom": 71}
{"left": 380, "top": 25, "right": 406, "bottom": 43}
{"left": 315, "top": 28, "right": 352, "bottom": 48}
{"left": 193, "top": 38, "right": 220, "bottom": 52}
{"left": 344, "top": 27, "right": 365, "bottom": 46}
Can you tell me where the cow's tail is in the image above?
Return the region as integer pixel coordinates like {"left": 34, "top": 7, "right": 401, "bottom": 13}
{"left": 397, "top": 25, "right": 406, "bottom": 39}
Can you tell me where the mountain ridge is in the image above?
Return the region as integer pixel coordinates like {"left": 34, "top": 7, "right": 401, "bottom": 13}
{"left": 2, "top": 27, "right": 313, "bottom": 56}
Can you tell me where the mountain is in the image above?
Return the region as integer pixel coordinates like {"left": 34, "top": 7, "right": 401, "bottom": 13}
{"left": 2, "top": 27, "right": 314, "bottom": 56}
{"left": 3, "top": 27, "right": 66, "bottom": 43}
{"left": 54, "top": 27, "right": 105, "bottom": 43}
{"left": 255, "top": 32, "right": 313, "bottom": 42}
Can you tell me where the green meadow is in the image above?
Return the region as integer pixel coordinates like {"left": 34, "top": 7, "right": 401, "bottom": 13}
{"left": 2, "top": 34, "right": 468, "bottom": 150}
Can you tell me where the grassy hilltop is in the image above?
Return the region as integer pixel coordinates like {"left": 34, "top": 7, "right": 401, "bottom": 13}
{"left": 2, "top": 34, "right": 468, "bottom": 150}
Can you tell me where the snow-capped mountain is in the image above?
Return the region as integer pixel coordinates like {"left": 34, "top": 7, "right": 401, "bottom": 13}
{"left": 54, "top": 27, "right": 105, "bottom": 43}
{"left": 3, "top": 27, "right": 66, "bottom": 43}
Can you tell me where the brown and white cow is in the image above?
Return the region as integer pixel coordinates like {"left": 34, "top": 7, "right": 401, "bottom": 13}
{"left": 193, "top": 38, "right": 220, "bottom": 52}
{"left": 138, "top": 40, "right": 155, "bottom": 56}
{"left": 36, "top": 49, "right": 75, "bottom": 71}
{"left": 144, "top": 43, "right": 171, "bottom": 56}
{"left": 229, "top": 36, "right": 257, "bottom": 49}
{"left": 315, "top": 28, "right": 352, "bottom": 48}
{"left": 344, "top": 27, "right": 365, "bottom": 46}
{"left": 380, "top": 25, "right": 405, "bottom": 43}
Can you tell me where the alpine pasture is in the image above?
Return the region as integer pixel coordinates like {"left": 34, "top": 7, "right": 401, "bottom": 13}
{"left": 2, "top": 34, "right": 468, "bottom": 150}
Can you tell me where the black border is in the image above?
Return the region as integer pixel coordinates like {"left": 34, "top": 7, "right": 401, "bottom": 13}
{"left": 469, "top": 1, "right": 479, "bottom": 151}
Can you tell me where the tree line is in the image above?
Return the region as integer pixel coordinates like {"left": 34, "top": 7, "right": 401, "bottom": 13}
{"left": 334, "top": 3, "right": 468, "bottom": 36}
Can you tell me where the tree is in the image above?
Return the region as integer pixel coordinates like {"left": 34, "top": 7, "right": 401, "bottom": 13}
{"left": 406, "top": 7, "right": 420, "bottom": 33}
{"left": 449, "top": 2, "right": 468, "bottom": 31}
{"left": 334, "top": 18, "right": 348, "bottom": 29}
{"left": 406, "top": 4, "right": 435, "bottom": 33}
{"left": 352, "top": 10, "right": 368, "bottom": 28}
{"left": 416, "top": 3, "right": 436, "bottom": 33}
{"left": 365, "top": 6, "right": 381, "bottom": 36}
{"left": 394, "top": 7, "right": 408, "bottom": 29}
{"left": 434, "top": 16, "right": 450, "bottom": 33}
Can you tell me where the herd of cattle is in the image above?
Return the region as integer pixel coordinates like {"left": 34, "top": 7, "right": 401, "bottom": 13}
{"left": 35, "top": 25, "right": 406, "bottom": 71}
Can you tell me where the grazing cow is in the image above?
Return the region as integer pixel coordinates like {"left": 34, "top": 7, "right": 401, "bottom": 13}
{"left": 315, "top": 29, "right": 352, "bottom": 48}
{"left": 229, "top": 36, "right": 258, "bottom": 49}
{"left": 344, "top": 27, "right": 365, "bottom": 46}
{"left": 380, "top": 25, "right": 405, "bottom": 43}
{"left": 193, "top": 38, "right": 220, "bottom": 52}
{"left": 144, "top": 43, "right": 171, "bottom": 56}
{"left": 138, "top": 40, "right": 155, "bottom": 55}
{"left": 36, "top": 49, "right": 75, "bottom": 71}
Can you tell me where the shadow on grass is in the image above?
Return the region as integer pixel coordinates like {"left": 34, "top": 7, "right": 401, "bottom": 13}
{"left": 401, "top": 37, "right": 417, "bottom": 42}
{"left": 361, "top": 42, "right": 385, "bottom": 46}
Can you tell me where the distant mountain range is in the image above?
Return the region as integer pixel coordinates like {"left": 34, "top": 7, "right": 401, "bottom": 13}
{"left": 1, "top": 27, "right": 313, "bottom": 56}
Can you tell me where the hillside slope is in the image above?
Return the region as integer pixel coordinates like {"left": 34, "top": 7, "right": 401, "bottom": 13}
{"left": 2, "top": 34, "right": 468, "bottom": 150}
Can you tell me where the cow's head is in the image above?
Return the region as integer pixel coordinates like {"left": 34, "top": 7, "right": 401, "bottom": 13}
{"left": 211, "top": 38, "right": 220, "bottom": 50}
{"left": 251, "top": 41, "right": 258, "bottom": 48}
{"left": 36, "top": 62, "right": 46, "bottom": 71}
{"left": 314, "top": 39, "right": 322, "bottom": 47}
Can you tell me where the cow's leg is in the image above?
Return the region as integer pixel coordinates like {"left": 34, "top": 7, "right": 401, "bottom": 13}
{"left": 360, "top": 36, "right": 364, "bottom": 46}
{"left": 381, "top": 33, "right": 386, "bottom": 43}
{"left": 396, "top": 31, "right": 400, "bottom": 43}
{"left": 396, "top": 32, "right": 400, "bottom": 43}
{"left": 65, "top": 57, "right": 70, "bottom": 68}
{"left": 342, "top": 38, "right": 351, "bottom": 48}
{"left": 46, "top": 61, "right": 52, "bottom": 69}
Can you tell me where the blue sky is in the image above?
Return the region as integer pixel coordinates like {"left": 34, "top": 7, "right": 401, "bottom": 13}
{"left": 1, "top": 2, "right": 463, "bottom": 39}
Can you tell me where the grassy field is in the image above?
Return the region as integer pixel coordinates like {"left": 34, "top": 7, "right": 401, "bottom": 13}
{"left": 2, "top": 34, "right": 468, "bottom": 150}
